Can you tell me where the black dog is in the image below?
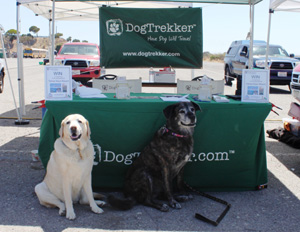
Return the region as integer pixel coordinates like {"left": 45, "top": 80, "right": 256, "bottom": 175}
{"left": 108, "top": 102, "right": 201, "bottom": 212}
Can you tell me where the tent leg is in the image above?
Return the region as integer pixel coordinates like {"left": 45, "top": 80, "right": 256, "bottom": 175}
{"left": 265, "top": 9, "right": 273, "bottom": 69}
{"left": 235, "top": 3, "right": 255, "bottom": 96}
{"left": 16, "top": 1, "right": 29, "bottom": 125}
{"left": 15, "top": 43, "right": 29, "bottom": 125}
{"left": 50, "top": 0, "right": 55, "bottom": 65}
{"left": 0, "top": 25, "right": 26, "bottom": 125}
{"left": 248, "top": 3, "right": 254, "bottom": 69}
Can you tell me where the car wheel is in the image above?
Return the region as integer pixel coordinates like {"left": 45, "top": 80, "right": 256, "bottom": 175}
{"left": 0, "top": 71, "right": 4, "bottom": 93}
{"left": 225, "top": 67, "right": 233, "bottom": 86}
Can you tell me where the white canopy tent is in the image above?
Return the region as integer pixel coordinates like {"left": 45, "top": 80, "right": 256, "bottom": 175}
{"left": 265, "top": 0, "right": 300, "bottom": 67}
{"left": 15, "top": 0, "right": 261, "bottom": 123}
{"left": 270, "top": 0, "right": 300, "bottom": 11}
{"left": 18, "top": 0, "right": 262, "bottom": 63}
{"left": 20, "top": 0, "right": 262, "bottom": 20}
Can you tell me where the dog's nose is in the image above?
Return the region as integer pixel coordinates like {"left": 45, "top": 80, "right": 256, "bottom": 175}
{"left": 70, "top": 126, "right": 77, "bottom": 133}
{"left": 188, "top": 111, "right": 195, "bottom": 118}
{"left": 188, "top": 113, "right": 196, "bottom": 122}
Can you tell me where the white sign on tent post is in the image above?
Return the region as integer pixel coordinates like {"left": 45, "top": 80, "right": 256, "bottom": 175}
{"left": 241, "top": 69, "right": 270, "bottom": 103}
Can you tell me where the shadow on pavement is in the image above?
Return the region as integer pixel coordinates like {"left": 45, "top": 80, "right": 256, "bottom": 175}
{"left": 0, "top": 136, "right": 40, "bottom": 154}
{"left": 266, "top": 140, "right": 300, "bottom": 178}
{"left": 0, "top": 103, "right": 43, "bottom": 127}
{"left": 270, "top": 86, "right": 291, "bottom": 94}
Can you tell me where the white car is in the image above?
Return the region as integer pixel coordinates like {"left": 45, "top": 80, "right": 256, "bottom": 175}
{"left": 291, "top": 64, "right": 300, "bottom": 100}
{"left": 0, "top": 58, "right": 5, "bottom": 93}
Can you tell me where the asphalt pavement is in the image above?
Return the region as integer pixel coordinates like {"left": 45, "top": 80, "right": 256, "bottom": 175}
{"left": 0, "top": 58, "right": 299, "bottom": 232}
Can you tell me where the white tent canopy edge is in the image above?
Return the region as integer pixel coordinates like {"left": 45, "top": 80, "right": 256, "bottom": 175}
{"left": 265, "top": 0, "right": 300, "bottom": 68}
{"left": 270, "top": 0, "right": 300, "bottom": 11}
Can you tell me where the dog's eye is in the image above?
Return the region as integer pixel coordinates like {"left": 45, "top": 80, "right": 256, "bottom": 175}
{"left": 179, "top": 109, "right": 185, "bottom": 114}
{"left": 66, "top": 121, "right": 70, "bottom": 125}
{"left": 77, "top": 120, "right": 82, "bottom": 124}
{"left": 190, "top": 107, "right": 195, "bottom": 112}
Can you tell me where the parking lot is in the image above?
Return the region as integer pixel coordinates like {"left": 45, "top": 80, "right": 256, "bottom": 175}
{"left": 0, "top": 58, "right": 299, "bottom": 232}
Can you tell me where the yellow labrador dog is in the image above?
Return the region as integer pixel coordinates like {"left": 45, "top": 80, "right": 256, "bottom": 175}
{"left": 35, "top": 114, "right": 105, "bottom": 220}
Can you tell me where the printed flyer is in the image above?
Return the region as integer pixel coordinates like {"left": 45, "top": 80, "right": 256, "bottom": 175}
{"left": 241, "top": 69, "right": 269, "bottom": 103}
{"left": 44, "top": 66, "right": 72, "bottom": 101}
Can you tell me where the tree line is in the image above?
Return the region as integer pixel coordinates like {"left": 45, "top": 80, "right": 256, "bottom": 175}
{"left": 3, "top": 25, "right": 87, "bottom": 55}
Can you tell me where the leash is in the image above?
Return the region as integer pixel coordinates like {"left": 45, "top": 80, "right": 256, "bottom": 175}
{"left": 184, "top": 182, "right": 231, "bottom": 226}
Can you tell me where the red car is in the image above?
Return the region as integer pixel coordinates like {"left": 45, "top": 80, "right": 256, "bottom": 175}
{"left": 54, "top": 42, "right": 101, "bottom": 85}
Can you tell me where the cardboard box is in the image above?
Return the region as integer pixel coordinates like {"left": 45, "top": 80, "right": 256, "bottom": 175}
{"left": 154, "top": 71, "right": 175, "bottom": 83}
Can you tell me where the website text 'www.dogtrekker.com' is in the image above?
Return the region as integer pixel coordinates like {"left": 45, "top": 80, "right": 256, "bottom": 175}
{"left": 123, "top": 51, "right": 181, "bottom": 58}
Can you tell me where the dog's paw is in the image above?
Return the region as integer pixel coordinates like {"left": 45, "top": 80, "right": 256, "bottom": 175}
{"left": 160, "top": 204, "right": 169, "bottom": 212}
{"left": 66, "top": 210, "right": 76, "bottom": 220}
{"left": 91, "top": 205, "right": 104, "bottom": 214}
{"left": 58, "top": 203, "right": 66, "bottom": 216}
{"left": 169, "top": 200, "right": 181, "bottom": 209}
{"left": 175, "top": 194, "right": 193, "bottom": 202}
{"left": 95, "top": 200, "right": 106, "bottom": 207}
{"left": 59, "top": 208, "right": 66, "bottom": 216}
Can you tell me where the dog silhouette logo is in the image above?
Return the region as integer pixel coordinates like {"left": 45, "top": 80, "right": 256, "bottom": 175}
{"left": 106, "top": 19, "right": 123, "bottom": 36}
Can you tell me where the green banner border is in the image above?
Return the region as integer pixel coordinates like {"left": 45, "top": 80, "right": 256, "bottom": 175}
{"left": 100, "top": 7, "right": 203, "bottom": 68}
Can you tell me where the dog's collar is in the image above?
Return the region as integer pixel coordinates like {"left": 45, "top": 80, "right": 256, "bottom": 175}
{"left": 61, "top": 139, "right": 83, "bottom": 159}
{"left": 162, "top": 126, "right": 187, "bottom": 138}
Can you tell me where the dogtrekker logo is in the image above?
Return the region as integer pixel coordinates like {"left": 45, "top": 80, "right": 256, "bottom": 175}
{"left": 106, "top": 19, "right": 197, "bottom": 38}
{"left": 92, "top": 144, "right": 234, "bottom": 166}
{"left": 106, "top": 19, "right": 123, "bottom": 36}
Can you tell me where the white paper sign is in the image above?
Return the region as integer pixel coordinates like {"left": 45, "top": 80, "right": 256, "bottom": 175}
{"left": 45, "top": 66, "right": 73, "bottom": 101}
{"left": 241, "top": 69, "right": 269, "bottom": 103}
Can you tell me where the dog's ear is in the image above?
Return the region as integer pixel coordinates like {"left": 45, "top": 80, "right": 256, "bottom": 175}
{"left": 191, "top": 102, "right": 202, "bottom": 112}
{"left": 163, "top": 103, "right": 178, "bottom": 119}
{"left": 86, "top": 120, "right": 91, "bottom": 139}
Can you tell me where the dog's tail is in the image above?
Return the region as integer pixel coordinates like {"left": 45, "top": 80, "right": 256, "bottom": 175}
{"left": 107, "top": 194, "right": 136, "bottom": 211}
{"left": 93, "top": 192, "right": 106, "bottom": 200}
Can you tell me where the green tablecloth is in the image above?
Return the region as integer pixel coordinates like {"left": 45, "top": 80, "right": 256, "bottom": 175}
{"left": 39, "top": 93, "right": 272, "bottom": 191}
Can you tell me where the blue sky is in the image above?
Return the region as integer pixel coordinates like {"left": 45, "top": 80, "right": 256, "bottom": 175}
{"left": 1, "top": 0, "right": 300, "bottom": 55}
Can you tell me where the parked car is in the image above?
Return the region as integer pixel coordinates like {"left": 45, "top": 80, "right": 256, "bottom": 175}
{"left": 291, "top": 64, "right": 300, "bottom": 100}
{"left": 224, "top": 40, "right": 300, "bottom": 91}
{"left": 54, "top": 42, "right": 101, "bottom": 85}
{"left": 0, "top": 58, "right": 5, "bottom": 93}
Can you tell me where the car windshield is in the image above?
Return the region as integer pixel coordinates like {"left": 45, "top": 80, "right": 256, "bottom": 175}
{"left": 253, "top": 46, "right": 289, "bottom": 57}
{"left": 60, "top": 45, "right": 98, "bottom": 55}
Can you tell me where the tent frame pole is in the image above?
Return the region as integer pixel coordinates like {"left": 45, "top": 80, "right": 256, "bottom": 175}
{"left": 50, "top": 0, "right": 55, "bottom": 65}
{"left": 265, "top": 9, "right": 274, "bottom": 69}
{"left": 248, "top": 3, "right": 255, "bottom": 69}
{"left": 0, "top": 25, "right": 21, "bottom": 122}
{"left": 15, "top": 1, "right": 29, "bottom": 125}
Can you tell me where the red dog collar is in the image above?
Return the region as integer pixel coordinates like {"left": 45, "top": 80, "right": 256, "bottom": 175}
{"left": 162, "top": 126, "right": 187, "bottom": 138}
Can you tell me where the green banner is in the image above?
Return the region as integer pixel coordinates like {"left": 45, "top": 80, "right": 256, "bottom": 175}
{"left": 99, "top": 7, "right": 203, "bottom": 68}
